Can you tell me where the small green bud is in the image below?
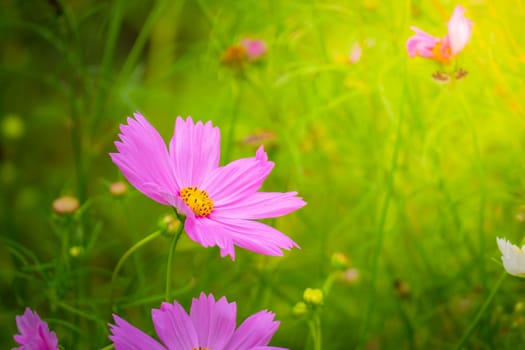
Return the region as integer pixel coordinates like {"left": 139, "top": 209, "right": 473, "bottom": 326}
{"left": 158, "top": 214, "right": 180, "bottom": 235}
{"left": 303, "top": 288, "right": 323, "bottom": 306}
{"left": 331, "top": 252, "right": 350, "bottom": 270}
{"left": 515, "top": 302, "right": 524, "bottom": 313}
{"left": 1, "top": 114, "right": 25, "bottom": 140}
{"left": 69, "top": 246, "right": 83, "bottom": 257}
{"left": 292, "top": 301, "right": 308, "bottom": 316}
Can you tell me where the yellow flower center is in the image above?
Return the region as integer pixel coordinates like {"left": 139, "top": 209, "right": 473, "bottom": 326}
{"left": 431, "top": 41, "right": 452, "bottom": 63}
{"left": 193, "top": 348, "right": 210, "bottom": 350}
{"left": 180, "top": 186, "right": 214, "bottom": 217}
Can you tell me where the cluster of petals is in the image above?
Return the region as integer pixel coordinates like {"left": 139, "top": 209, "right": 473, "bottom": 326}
{"left": 13, "top": 308, "right": 59, "bottom": 350}
{"left": 497, "top": 237, "right": 525, "bottom": 278}
{"left": 406, "top": 5, "right": 472, "bottom": 62}
{"left": 109, "top": 293, "right": 286, "bottom": 350}
{"left": 110, "top": 113, "right": 305, "bottom": 259}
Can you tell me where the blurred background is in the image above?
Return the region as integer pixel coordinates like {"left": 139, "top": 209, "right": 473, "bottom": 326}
{"left": 2, "top": 0, "right": 525, "bottom": 348}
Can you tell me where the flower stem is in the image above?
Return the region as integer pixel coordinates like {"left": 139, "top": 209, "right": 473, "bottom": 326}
{"left": 322, "top": 271, "right": 338, "bottom": 296}
{"left": 457, "top": 89, "right": 487, "bottom": 292}
{"left": 110, "top": 230, "right": 162, "bottom": 308}
{"left": 223, "top": 80, "right": 240, "bottom": 163}
{"left": 165, "top": 221, "right": 185, "bottom": 302}
{"left": 308, "top": 313, "right": 322, "bottom": 350}
{"left": 356, "top": 85, "right": 405, "bottom": 349}
{"left": 119, "top": 200, "right": 145, "bottom": 287}
{"left": 91, "top": 0, "right": 125, "bottom": 134}
{"left": 453, "top": 271, "right": 506, "bottom": 350}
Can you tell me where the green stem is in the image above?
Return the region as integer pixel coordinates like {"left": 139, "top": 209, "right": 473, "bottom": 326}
{"left": 56, "top": 301, "right": 103, "bottom": 324}
{"left": 322, "top": 272, "right": 338, "bottom": 297}
{"left": 100, "top": 345, "right": 115, "bottom": 350}
{"left": 110, "top": 230, "right": 162, "bottom": 307}
{"left": 223, "top": 80, "right": 241, "bottom": 163}
{"left": 120, "top": 200, "right": 145, "bottom": 286}
{"left": 308, "top": 314, "right": 322, "bottom": 350}
{"left": 457, "top": 89, "right": 487, "bottom": 292}
{"left": 116, "top": 0, "right": 169, "bottom": 84}
{"left": 356, "top": 90, "right": 404, "bottom": 349}
{"left": 165, "top": 222, "right": 185, "bottom": 302}
{"left": 60, "top": 4, "right": 86, "bottom": 206}
{"left": 453, "top": 272, "right": 506, "bottom": 350}
{"left": 91, "top": 0, "right": 126, "bottom": 133}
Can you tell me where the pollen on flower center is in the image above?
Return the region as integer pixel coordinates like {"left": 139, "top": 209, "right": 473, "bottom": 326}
{"left": 431, "top": 42, "right": 452, "bottom": 63}
{"left": 192, "top": 347, "right": 210, "bottom": 350}
{"left": 180, "top": 186, "right": 214, "bottom": 217}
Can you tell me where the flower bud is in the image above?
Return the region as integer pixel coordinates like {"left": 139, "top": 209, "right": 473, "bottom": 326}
{"left": 221, "top": 45, "right": 247, "bottom": 68}
{"left": 158, "top": 214, "right": 180, "bottom": 235}
{"left": 292, "top": 301, "right": 308, "bottom": 316}
{"left": 1, "top": 114, "right": 25, "bottom": 140}
{"left": 340, "top": 268, "right": 360, "bottom": 285}
{"left": 110, "top": 181, "right": 128, "bottom": 197}
{"left": 393, "top": 279, "right": 411, "bottom": 299}
{"left": 515, "top": 302, "right": 524, "bottom": 313}
{"left": 331, "top": 252, "right": 350, "bottom": 270}
{"left": 69, "top": 246, "right": 83, "bottom": 257}
{"left": 52, "top": 195, "right": 79, "bottom": 216}
{"left": 303, "top": 288, "right": 323, "bottom": 306}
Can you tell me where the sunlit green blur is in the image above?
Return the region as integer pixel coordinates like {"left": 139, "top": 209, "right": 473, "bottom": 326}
{"left": 2, "top": 1, "right": 525, "bottom": 349}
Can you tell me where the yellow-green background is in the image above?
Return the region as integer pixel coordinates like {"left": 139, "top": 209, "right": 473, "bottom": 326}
{"left": 2, "top": 0, "right": 525, "bottom": 348}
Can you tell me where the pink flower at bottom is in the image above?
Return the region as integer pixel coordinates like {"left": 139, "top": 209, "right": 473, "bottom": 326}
{"left": 110, "top": 113, "right": 305, "bottom": 259}
{"left": 406, "top": 5, "right": 472, "bottom": 63}
{"left": 13, "top": 308, "right": 59, "bottom": 350}
{"left": 109, "top": 293, "right": 287, "bottom": 350}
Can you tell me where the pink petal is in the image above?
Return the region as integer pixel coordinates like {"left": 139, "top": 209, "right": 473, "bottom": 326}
{"left": 110, "top": 113, "right": 178, "bottom": 205}
{"left": 446, "top": 5, "right": 472, "bottom": 55}
{"left": 152, "top": 301, "right": 199, "bottom": 349}
{"left": 15, "top": 308, "right": 42, "bottom": 336}
{"left": 14, "top": 308, "right": 59, "bottom": 350}
{"left": 184, "top": 216, "right": 299, "bottom": 260}
{"left": 225, "top": 310, "right": 282, "bottom": 349}
{"left": 109, "top": 315, "right": 165, "bottom": 350}
{"left": 158, "top": 191, "right": 195, "bottom": 218}
{"left": 189, "top": 293, "right": 237, "bottom": 349}
{"left": 168, "top": 116, "right": 220, "bottom": 188}
{"left": 241, "top": 39, "right": 267, "bottom": 60}
{"left": 214, "top": 192, "right": 306, "bottom": 220}
{"left": 406, "top": 26, "right": 438, "bottom": 58}
{"left": 202, "top": 146, "right": 274, "bottom": 207}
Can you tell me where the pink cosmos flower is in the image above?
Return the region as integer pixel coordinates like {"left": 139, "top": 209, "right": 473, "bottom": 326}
{"left": 109, "top": 293, "right": 287, "bottom": 350}
{"left": 110, "top": 113, "right": 305, "bottom": 259}
{"left": 406, "top": 5, "right": 472, "bottom": 63}
{"left": 241, "top": 38, "right": 267, "bottom": 61}
{"left": 13, "top": 308, "right": 59, "bottom": 350}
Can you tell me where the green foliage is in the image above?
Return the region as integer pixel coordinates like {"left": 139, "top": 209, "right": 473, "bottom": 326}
{"left": 2, "top": 0, "right": 525, "bottom": 348}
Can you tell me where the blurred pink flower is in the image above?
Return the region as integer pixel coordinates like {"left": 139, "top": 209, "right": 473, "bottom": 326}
{"left": 13, "top": 308, "right": 59, "bottom": 350}
{"left": 110, "top": 113, "right": 305, "bottom": 259}
{"left": 109, "top": 293, "right": 286, "bottom": 350}
{"left": 406, "top": 5, "right": 472, "bottom": 63}
{"left": 349, "top": 42, "right": 362, "bottom": 64}
{"left": 241, "top": 38, "right": 267, "bottom": 61}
